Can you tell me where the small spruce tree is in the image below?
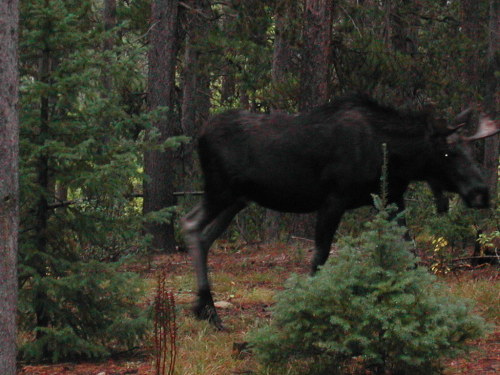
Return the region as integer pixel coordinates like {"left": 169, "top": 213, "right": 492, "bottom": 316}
{"left": 249, "top": 201, "right": 488, "bottom": 375}
{"left": 18, "top": 261, "right": 148, "bottom": 363}
{"left": 17, "top": 0, "right": 173, "bottom": 361}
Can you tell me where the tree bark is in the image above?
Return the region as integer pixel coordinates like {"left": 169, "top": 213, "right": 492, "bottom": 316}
{"left": 460, "top": 0, "right": 483, "bottom": 91}
{"left": 263, "top": 0, "right": 299, "bottom": 242}
{"left": 33, "top": 4, "right": 53, "bottom": 342}
{"left": 37, "top": 44, "right": 50, "bottom": 260}
{"left": 181, "top": 0, "right": 212, "bottom": 190}
{"left": 296, "top": 0, "right": 334, "bottom": 238}
{"left": 103, "top": 0, "right": 116, "bottom": 92}
{"left": 220, "top": 8, "right": 236, "bottom": 106}
{"left": 299, "top": 0, "right": 334, "bottom": 111}
{"left": 0, "top": 0, "right": 20, "bottom": 373}
{"left": 181, "top": 0, "right": 212, "bottom": 138}
{"left": 483, "top": 0, "right": 499, "bottom": 204}
{"left": 144, "top": 0, "right": 181, "bottom": 252}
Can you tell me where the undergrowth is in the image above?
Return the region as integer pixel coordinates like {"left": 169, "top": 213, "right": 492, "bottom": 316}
{"left": 248, "top": 202, "right": 489, "bottom": 375}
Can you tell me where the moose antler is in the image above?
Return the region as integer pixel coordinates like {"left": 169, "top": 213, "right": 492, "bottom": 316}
{"left": 463, "top": 114, "right": 500, "bottom": 141}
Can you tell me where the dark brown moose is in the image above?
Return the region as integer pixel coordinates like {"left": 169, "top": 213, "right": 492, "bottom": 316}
{"left": 182, "top": 95, "right": 499, "bottom": 329}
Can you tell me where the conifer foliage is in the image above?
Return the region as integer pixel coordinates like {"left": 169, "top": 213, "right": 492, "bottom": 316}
{"left": 249, "top": 203, "right": 488, "bottom": 375}
{"left": 17, "top": 0, "right": 160, "bottom": 361}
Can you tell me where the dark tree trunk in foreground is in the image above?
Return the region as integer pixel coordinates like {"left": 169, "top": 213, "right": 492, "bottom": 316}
{"left": 144, "top": 0, "right": 181, "bottom": 252}
{"left": 0, "top": 0, "right": 20, "bottom": 373}
{"left": 299, "top": 0, "right": 334, "bottom": 111}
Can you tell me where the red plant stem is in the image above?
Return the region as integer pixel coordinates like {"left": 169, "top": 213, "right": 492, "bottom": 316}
{"left": 153, "top": 271, "right": 177, "bottom": 375}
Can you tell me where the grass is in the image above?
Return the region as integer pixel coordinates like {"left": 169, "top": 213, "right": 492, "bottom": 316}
{"left": 446, "top": 271, "right": 499, "bottom": 324}
{"left": 145, "top": 242, "right": 307, "bottom": 375}
{"left": 149, "top": 243, "right": 499, "bottom": 375}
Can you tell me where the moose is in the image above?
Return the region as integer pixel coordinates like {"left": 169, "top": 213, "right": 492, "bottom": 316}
{"left": 182, "top": 94, "right": 499, "bottom": 329}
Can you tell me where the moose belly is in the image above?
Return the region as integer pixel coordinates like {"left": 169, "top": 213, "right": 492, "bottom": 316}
{"left": 236, "top": 174, "right": 326, "bottom": 213}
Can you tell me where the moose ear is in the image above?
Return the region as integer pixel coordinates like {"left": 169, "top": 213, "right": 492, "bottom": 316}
{"left": 445, "top": 127, "right": 464, "bottom": 144}
{"left": 454, "top": 108, "right": 473, "bottom": 126}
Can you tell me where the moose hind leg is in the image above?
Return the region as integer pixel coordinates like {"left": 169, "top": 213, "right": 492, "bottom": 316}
{"left": 201, "top": 200, "right": 246, "bottom": 250}
{"left": 182, "top": 202, "right": 222, "bottom": 328}
{"left": 182, "top": 200, "right": 243, "bottom": 329}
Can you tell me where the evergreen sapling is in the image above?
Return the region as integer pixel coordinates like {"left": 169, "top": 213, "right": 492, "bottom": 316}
{"left": 249, "top": 201, "right": 488, "bottom": 374}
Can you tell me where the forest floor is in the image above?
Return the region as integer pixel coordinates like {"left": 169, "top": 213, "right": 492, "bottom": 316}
{"left": 18, "top": 242, "right": 499, "bottom": 375}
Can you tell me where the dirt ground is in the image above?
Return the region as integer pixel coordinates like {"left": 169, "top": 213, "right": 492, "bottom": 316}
{"left": 17, "top": 244, "right": 499, "bottom": 375}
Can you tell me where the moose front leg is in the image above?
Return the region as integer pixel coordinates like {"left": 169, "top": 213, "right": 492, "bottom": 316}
{"left": 311, "top": 198, "right": 345, "bottom": 275}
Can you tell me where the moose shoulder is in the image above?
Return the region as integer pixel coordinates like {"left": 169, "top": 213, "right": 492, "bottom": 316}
{"left": 182, "top": 95, "right": 499, "bottom": 329}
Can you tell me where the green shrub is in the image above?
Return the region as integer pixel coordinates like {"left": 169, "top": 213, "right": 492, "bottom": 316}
{"left": 249, "top": 204, "right": 488, "bottom": 375}
{"left": 18, "top": 260, "right": 149, "bottom": 363}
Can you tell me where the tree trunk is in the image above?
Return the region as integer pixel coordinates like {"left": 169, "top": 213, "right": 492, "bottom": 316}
{"left": 296, "top": 0, "right": 334, "bottom": 238}
{"left": 0, "top": 0, "right": 19, "bottom": 373}
{"left": 181, "top": 1, "right": 212, "bottom": 137}
{"left": 299, "top": 0, "right": 334, "bottom": 111}
{"left": 180, "top": 0, "right": 212, "bottom": 191}
{"left": 103, "top": 0, "right": 116, "bottom": 92}
{"left": 37, "top": 45, "right": 50, "bottom": 260}
{"left": 144, "top": 0, "right": 181, "bottom": 252}
{"left": 33, "top": 8, "right": 53, "bottom": 343}
{"left": 263, "top": 0, "right": 298, "bottom": 243}
{"left": 220, "top": 8, "right": 236, "bottom": 106}
{"left": 460, "top": 0, "right": 483, "bottom": 92}
{"left": 483, "top": 0, "right": 499, "bottom": 204}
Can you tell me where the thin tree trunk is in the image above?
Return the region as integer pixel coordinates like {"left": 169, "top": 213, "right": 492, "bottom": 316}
{"left": 0, "top": 0, "right": 20, "bottom": 373}
{"left": 296, "top": 0, "right": 334, "bottom": 238}
{"left": 460, "top": 0, "right": 482, "bottom": 93}
{"left": 263, "top": 0, "right": 298, "bottom": 242}
{"left": 181, "top": 0, "right": 211, "bottom": 138}
{"left": 33, "top": 12, "right": 52, "bottom": 342}
{"left": 220, "top": 9, "right": 236, "bottom": 106}
{"left": 144, "top": 0, "right": 181, "bottom": 252}
{"left": 103, "top": 0, "right": 116, "bottom": 93}
{"left": 181, "top": 0, "right": 212, "bottom": 190}
{"left": 299, "top": 0, "right": 334, "bottom": 111}
{"left": 483, "top": 0, "right": 499, "bottom": 204}
{"left": 37, "top": 45, "right": 50, "bottom": 259}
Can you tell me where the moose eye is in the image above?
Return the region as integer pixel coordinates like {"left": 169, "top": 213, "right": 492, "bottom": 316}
{"left": 444, "top": 153, "right": 449, "bottom": 158}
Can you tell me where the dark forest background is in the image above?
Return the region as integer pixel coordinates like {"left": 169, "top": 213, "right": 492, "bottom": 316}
{"left": 11, "top": 0, "right": 499, "bottom": 363}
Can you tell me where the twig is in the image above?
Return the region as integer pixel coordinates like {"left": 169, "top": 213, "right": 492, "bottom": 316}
{"left": 173, "top": 191, "right": 204, "bottom": 196}
{"left": 450, "top": 255, "right": 499, "bottom": 262}
{"left": 47, "top": 199, "right": 80, "bottom": 209}
{"left": 291, "top": 235, "right": 314, "bottom": 243}
{"left": 179, "top": 1, "right": 214, "bottom": 20}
